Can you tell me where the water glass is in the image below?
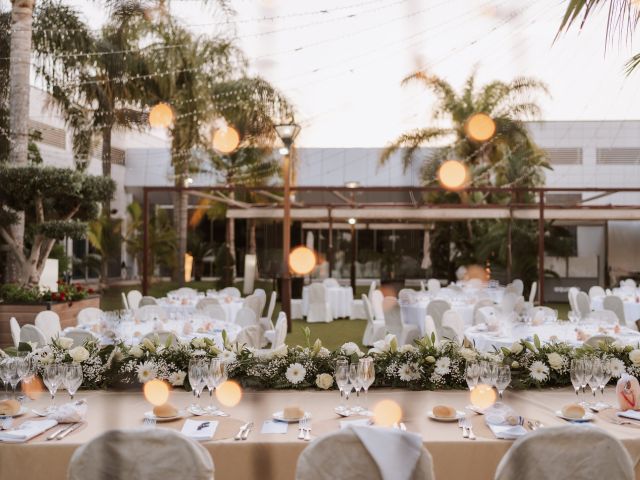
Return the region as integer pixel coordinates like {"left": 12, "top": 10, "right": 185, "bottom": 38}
{"left": 349, "top": 364, "right": 362, "bottom": 412}
{"left": 465, "top": 362, "right": 481, "bottom": 391}
{"left": 335, "top": 358, "right": 350, "bottom": 413}
{"left": 589, "top": 359, "right": 604, "bottom": 397}
{"left": 570, "top": 359, "right": 584, "bottom": 397}
{"left": 188, "top": 358, "right": 206, "bottom": 413}
{"left": 600, "top": 359, "right": 613, "bottom": 395}
{"left": 63, "top": 364, "right": 83, "bottom": 400}
{"left": 0, "top": 359, "right": 13, "bottom": 399}
{"left": 357, "top": 357, "right": 375, "bottom": 415}
{"left": 495, "top": 366, "right": 511, "bottom": 399}
{"left": 580, "top": 357, "right": 592, "bottom": 394}
{"left": 43, "top": 364, "right": 63, "bottom": 413}
{"left": 479, "top": 361, "right": 498, "bottom": 387}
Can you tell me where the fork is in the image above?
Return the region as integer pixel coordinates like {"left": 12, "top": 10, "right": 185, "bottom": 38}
{"left": 143, "top": 417, "right": 156, "bottom": 429}
{"left": 298, "top": 418, "right": 306, "bottom": 440}
{"left": 458, "top": 418, "right": 468, "bottom": 439}
{"left": 304, "top": 420, "right": 312, "bottom": 441}
{"left": 464, "top": 419, "right": 476, "bottom": 440}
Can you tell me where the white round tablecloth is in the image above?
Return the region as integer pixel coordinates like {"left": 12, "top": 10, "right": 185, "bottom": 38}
{"left": 156, "top": 297, "right": 243, "bottom": 323}
{"left": 400, "top": 301, "right": 475, "bottom": 336}
{"left": 592, "top": 295, "right": 640, "bottom": 325}
{"left": 301, "top": 285, "right": 353, "bottom": 319}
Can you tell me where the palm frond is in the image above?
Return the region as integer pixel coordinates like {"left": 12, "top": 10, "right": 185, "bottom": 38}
{"left": 379, "top": 127, "right": 452, "bottom": 169}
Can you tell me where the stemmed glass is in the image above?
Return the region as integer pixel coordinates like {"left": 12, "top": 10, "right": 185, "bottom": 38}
{"left": 580, "top": 357, "right": 592, "bottom": 395}
{"left": 42, "top": 364, "right": 63, "bottom": 413}
{"left": 570, "top": 359, "right": 584, "bottom": 397}
{"left": 357, "top": 357, "right": 375, "bottom": 416}
{"left": 6, "top": 359, "right": 20, "bottom": 399}
{"left": 0, "top": 359, "right": 11, "bottom": 399}
{"left": 600, "top": 359, "right": 613, "bottom": 396}
{"left": 205, "top": 358, "right": 229, "bottom": 416}
{"left": 335, "top": 358, "right": 349, "bottom": 413}
{"left": 465, "top": 363, "right": 481, "bottom": 391}
{"left": 63, "top": 364, "right": 83, "bottom": 401}
{"left": 588, "top": 359, "right": 604, "bottom": 397}
{"left": 349, "top": 364, "right": 363, "bottom": 413}
{"left": 479, "top": 361, "right": 498, "bottom": 389}
{"left": 495, "top": 366, "right": 511, "bottom": 399}
{"left": 188, "top": 358, "right": 206, "bottom": 414}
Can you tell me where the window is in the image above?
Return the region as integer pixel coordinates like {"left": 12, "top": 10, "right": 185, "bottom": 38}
{"left": 543, "top": 148, "right": 582, "bottom": 165}
{"left": 596, "top": 148, "right": 640, "bottom": 164}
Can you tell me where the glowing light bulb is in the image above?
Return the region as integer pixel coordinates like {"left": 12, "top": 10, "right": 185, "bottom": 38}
{"left": 372, "top": 399, "right": 402, "bottom": 427}
{"left": 143, "top": 379, "right": 171, "bottom": 406}
{"left": 438, "top": 160, "right": 468, "bottom": 191}
{"left": 216, "top": 380, "right": 242, "bottom": 407}
{"left": 148, "top": 103, "right": 174, "bottom": 128}
{"left": 348, "top": 218, "right": 357, "bottom": 225}
{"left": 465, "top": 113, "right": 496, "bottom": 142}
{"left": 212, "top": 126, "right": 240, "bottom": 154}
{"left": 289, "top": 246, "right": 317, "bottom": 275}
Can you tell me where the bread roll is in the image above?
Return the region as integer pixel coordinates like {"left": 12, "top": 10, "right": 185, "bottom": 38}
{"left": 153, "top": 403, "right": 178, "bottom": 418}
{"left": 283, "top": 406, "right": 304, "bottom": 420}
{"left": 561, "top": 403, "right": 585, "bottom": 420}
{"left": 432, "top": 405, "right": 457, "bottom": 419}
{"left": 0, "top": 399, "right": 20, "bottom": 416}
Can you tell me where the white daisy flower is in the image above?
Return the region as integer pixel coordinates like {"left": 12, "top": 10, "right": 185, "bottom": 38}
{"left": 529, "top": 361, "right": 549, "bottom": 382}
{"left": 398, "top": 362, "right": 421, "bottom": 382}
{"left": 136, "top": 361, "right": 157, "bottom": 383}
{"left": 434, "top": 357, "right": 451, "bottom": 376}
{"left": 219, "top": 350, "right": 237, "bottom": 362}
{"left": 608, "top": 358, "right": 626, "bottom": 378}
{"left": 285, "top": 362, "right": 306, "bottom": 384}
{"left": 168, "top": 371, "right": 186, "bottom": 387}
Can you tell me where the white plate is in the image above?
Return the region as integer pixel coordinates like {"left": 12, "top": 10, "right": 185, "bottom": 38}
{"left": 555, "top": 410, "right": 594, "bottom": 422}
{"left": 144, "top": 410, "right": 186, "bottom": 422}
{"left": 427, "top": 410, "right": 466, "bottom": 422}
{"left": 2, "top": 406, "right": 28, "bottom": 418}
{"left": 272, "top": 411, "right": 311, "bottom": 423}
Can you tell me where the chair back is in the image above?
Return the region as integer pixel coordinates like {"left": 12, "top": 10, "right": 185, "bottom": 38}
{"left": 362, "top": 294, "right": 375, "bottom": 325}
{"left": 121, "top": 292, "right": 130, "bottom": 310}
{"left": 243, "top": 294, "right": 263, "bottom": 319}
{"left": 603, "top": 295, "right": 626, "bottom": 325}
{"left": 172, "top": 287, "right": 198, "bottom": 297}
{"left": 588, "top": 286, "right": 606, "bottom": 300}
{"left": 68, "top": 428, "right": 214, "bottom": 480}
{"left": 139, "top": 296, "right": 158, "bottom": 307}
{"left": 135, "top": 305, "right": 168, "bottom": 322}
{"left": 127, "top": 290, "right": 143, "bottom": 310}
{"left": 426, "top": 300, "right": 450, "bottom": 329}
{"left": 141, "top": 331, "right": 176, "bottom": 346}
{"left": 528, "top": 281, "right": 537, "bottom": 304}
{"left": 473, "top": 299, "right": 495, "bottom": 325}
{"left": 588, "top": 310, "right": 619, "bottom": 325}
{"left": 265, "top": 291, "right": 277, "bottom": 323}
{"left": 398, "top": 289, "right": 417, "bottom": 303}
{"left": 426, "top": 278, "right": 440, "bottom": 293}
{"left": 575, "top": 292, "right": 591, "bottom": 319}
{"left": 235, "top": 307, "right": 258, "bottom": 328}
{"left": 382, "top": 297, "right": 402, "bottom": 337}
{"left": 220, "top": 287, "right": 241, "bottom": 298}
{"left": 9, "top": 317, "right": 20, "bottom": 348}
{"left": 511, "top": 279, "right": 524, "bottom": 296}
{"left": 77, "top": 307, "right": 103, "bottom": 326}
{"left": 494, "top": 425, "right": 634, "bottom": 480}
{"left": 499, "top": 293, "right": 518, "bottom": 315}
{"left": 65, "top": 328, "right": 97, "bottom": 347}
{"left": 530, "top": 306, "right": 556, "bottom": 321}
{"left": 235, "top": 325, "right": 262, "bottom": 348}
{"left": 196, "top": 298, "right": 220, "bottom": 310}
{"left": 34, "top": 311, "right": 61, "bottom": 343}
{"left": 441, "top": 310, "right": 464, "bottom": 344}
{"left": 19, "top": 324, "right": 47, "bottom": 347}
{"left": 202, "top": 304, "right": 227, "bottom": 322}
{"left": 272, "top": 312, "right": 287, "bottom": 348}
{"left": 504, "top": 284, "right": 518, "bottom": 296}
{"left": 367, "top": 280, "right": 377, "bottom": 302}
{"left": 309, "top": 283, "right": 327, "bottom": 303}
{"left": 370, "top": 289, "right": 385, "bottom": 321}
{"left": 567, "top": 287, "right": 580, "bottom": 313}
{"left": 621, "top": 279, "right": 637, "bottom": 289}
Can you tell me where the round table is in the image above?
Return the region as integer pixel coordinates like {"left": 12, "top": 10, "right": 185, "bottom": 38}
{"left": 156, "top": 297, "right": 243, "bottom": 323}
{"left": 592, "top": 294, "right": 640, "bottom": 326}
{"left": 301, "top": 285, "right": 353, "bottom": 319}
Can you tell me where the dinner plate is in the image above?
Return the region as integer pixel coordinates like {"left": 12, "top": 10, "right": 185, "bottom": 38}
{"left": 144, "top": 410, "right": 186, "bottom": 422}
{"left": 272, "top": 411, "right": 311, "bottom": 423}
{"left": 427, "top": 410, "right": 465, "bottom": 422}
{"left": 555, "top": 410, "right": 594, "bottom": 422}
{"left": 3, "top": 406, "right": 28, "bottom": 418}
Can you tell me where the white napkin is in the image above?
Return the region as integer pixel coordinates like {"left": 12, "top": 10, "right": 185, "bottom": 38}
{"left": 0, "top": 419, "right": 57, "bottom": 443}
{"left": 47, "top": 402, "right": 87, "bottom": 423}
{"left": 617, "top": 410, "right": 640, "bottom": 421}
{"left": 261, "top": 420, "right": 288, "bottom": 434}
{"left": 485, "top": 406, "right": 527, "bottom": 440}
{"left": 350, "top": 425, "right": 423, "bottom": 480}
{"left": 486, "top": 423, "right": 527, "bottom": 440}
{"left": 180, "top": 419, "right": 218, "bottom": 440}
{"left": 339, "top": 418, "right": 371, "bottom": 429}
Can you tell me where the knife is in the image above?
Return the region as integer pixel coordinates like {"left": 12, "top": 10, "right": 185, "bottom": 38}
{"left": 56, "top": 422, "right": 82, "bottom": 440}
{"left": 47, "top": 425, "right": 71, "bottom": 441}
{"left": 241, "top": 422, "right": 253, "bottom": 440}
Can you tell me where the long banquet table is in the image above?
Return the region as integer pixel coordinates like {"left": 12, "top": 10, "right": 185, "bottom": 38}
{"left": 3, "top": 388, "right": 640, "bottom": 479}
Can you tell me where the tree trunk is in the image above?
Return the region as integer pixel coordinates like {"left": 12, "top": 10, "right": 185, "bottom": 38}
{"left": 248, "top": 218, "right": 258, "bottom": 279}
{"left": 225, "top": 190, "right": 236, "bottom": 276}
{"left": 173, "top": 189, "right": 188, "bottom": 286}
{"left": 101, "top": 126, "right": 112, "bottom": 214}
{"left": 6, "top": 0, "right": 35, "bottom": 283}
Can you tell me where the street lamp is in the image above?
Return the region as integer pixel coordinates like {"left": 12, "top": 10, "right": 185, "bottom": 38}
{"left": 275, "top": 121, "right": 301, "bottom": 332}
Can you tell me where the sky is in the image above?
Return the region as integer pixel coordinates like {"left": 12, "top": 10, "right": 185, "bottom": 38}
{"left": 53, "top": 0, "right": 640, "bottom": 147}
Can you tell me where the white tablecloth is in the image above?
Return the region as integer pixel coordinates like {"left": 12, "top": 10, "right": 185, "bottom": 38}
{"left": 592, "top": 295, "right": 640, "bottom": 325}
{"left": 401, "top": 301, "right": 475, "bottom": 335}
{"left": 156, "top": 297, "right": 243, "bottom": 323}
{"left": 301, "top": 285, "right": 353, "bottom": 318}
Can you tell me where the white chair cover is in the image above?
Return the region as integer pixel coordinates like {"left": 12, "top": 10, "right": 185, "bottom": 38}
{"left": 494, "top": 425, "right": 634, "bottom": 480}
{"left": 139, "top": 296, "right": 158, "bottom": 307}
{"left": 603, "top": 295, "right": 626, "bottom": 325}
{"left": 243, "top": 294, "right": 263, "bottom": 319}
{"left": 621, "top": 279, "right": 637, "bottom": 289}
{"left": 34, "top": 311, "right": 61, "bottom": 343}
{"left": 367, "top": 280, "right": 377, "bottom": 302}
{"left": 235, "top": 325, "right": 263, "bottom": 348}
{"left": 323, "top": 278, "right": 340, "bottom": 288}
{"left": 202, "top": 304, "right": 227, "bottom": 322}
{"left": 398, "top": 289, "right": 417, "bottom": 304}
{"left": 588, "top": 286, "right": 606, "bottom": 300}
{"left": 196, "top": 298, "right": 221, "bottom": 310}
{"left": 68, "top": 428, "right": 214, "bottom": 480}
{"left": 127, "top": 290, "right": 143, "bottom": 310}
{"left": 307, "top": 283, "right": 332, "bottom": 323}
{"left": 295, "top": 426, "right": 434, "bottom": 480}
{"left": 19, "top": 324, "right": 47, "bottom": 348}
{"left": 362, "top": 294, "right": 385, "bottom": 346}
{"left": 141, "top": 331, "right": 176, "bottom": 346}
{"left": 530, "top": 306, "right": 555, "bottom": 320}
{"left": 384, "top": 297, "right": 420, "bottom": 346}
{"left": 441, "top": 310, "right": 464, "bottom": 344}
{"left": 121, "top": 292, "right": 130, "bottom": 310}
{"left": 135, "top": 305, "right": 168, "bottom": 322}
{"left": 264, "top": 313, "right": 287, "bottom": 348}
{"left": 371, "top": 289, "right": 385, "bottom": 321}
{"left": 426, "top": 279, "right": 440, "bottom": 294}
{"left": 262, "top": 291, "right": 277, "bottom": 328}
{"left": 219, "top": 287, "right": 241, "bottom": 298}
{"left": 9, "top": 317, "right": 20, "bottom": 348}
{"left": 253, "top": 289, "right": 267, "bottom": 316}
{"left": 426, "top": 300, "right": 450, "bottom": 331}
{"left": 64, "top": 328, "right": 97, "bottom": 347}
{"left": 511, "top": 279, "right": 524, "bottom": 296}
{"left": 172, "top": 287, "right": 198, "bottom": 297}
{"left": 528, "top": 281, "right": 537, "bottom": 304}
{"left": 567, "top": 287, "right": 580, "bottom": 314}
{"left": 499, "top": 293, "right": 517, "bottom": 315}
{"left": 235, "top": 307, "right": 258, "bottom": 328}
{"left": 473, "top": 299, "right": 495, "bottom": 325}
{"left": 504, "top": 284, "right": 518, "bottom": 296}
{"left": 77, "top": 307, "right": 102, "bottom": 326}
{"left": 588, "top": 309, "right": 619, "bottom": 325}
{"left": 575, "top": 292, "right": 591, "bottom": 319}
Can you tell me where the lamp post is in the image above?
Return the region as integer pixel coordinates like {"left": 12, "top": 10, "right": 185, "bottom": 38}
{"left": 275, "top": 122, "right": 301, "bottom": 332}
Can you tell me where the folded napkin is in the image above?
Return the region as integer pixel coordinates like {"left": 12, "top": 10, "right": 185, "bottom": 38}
{"left": 261, "top": 420, "right": 288, "bottom": 434}
{"left": 0, "top": 419, "right": 57, "bottom": 443}
{"left": 48, "top": 402, "right": 87, "bottom": 423}
{"left": 617, "top": 410, "right": 640, "bottom": 421}
{"left": 486, "top": 423, "right": 527, "bottom": 440}
{"left": 350, "top": 425, "right": 423, "bottom": 480}
{"left": 180, "top": 419, "right": 218, "bottom": 440}
{"left": 485, "top": 406, "right": 527, "bottom": 440}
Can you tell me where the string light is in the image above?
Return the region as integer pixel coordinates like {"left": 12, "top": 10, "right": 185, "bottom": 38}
{"left": 212, "top": 126, "right": 241, "bottom": 153}
{"left": 438, "top": 160, "right": 469, "bottom": 191}
{"left": 148, "top": 103, "right": 174, "bottom": 128}
{"left": 465, "top": 113, "right": 496, "bottom": 142}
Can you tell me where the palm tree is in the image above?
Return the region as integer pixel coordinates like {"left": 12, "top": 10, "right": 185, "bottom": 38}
{"left": 87, "top": 214, "right": 123, "bottom": 287}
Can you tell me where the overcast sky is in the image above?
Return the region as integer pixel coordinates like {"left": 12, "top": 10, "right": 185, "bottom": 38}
{"left": 44, "top": 0, "right": 640, "bottom": 147}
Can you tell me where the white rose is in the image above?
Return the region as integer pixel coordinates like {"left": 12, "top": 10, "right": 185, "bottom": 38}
{"left": 400, "top": 344, "right": 418, "bottom": 354}
{"left": 318, "top": 347, "right": 331, "bottom": 358}
{"left": 547, "top": 352, "right": 564, "bottom": 370}
{"left": 69, "top": 346, "right": 90, "bottom": 363}
{"left": 629, "top": 349, "right": 640, "bottom": 366}
{"left": 510, "top": 342, "right": 523, "bottom": 354}
{"left": 58, "top": 337, "right": 73, "bottom": 350}
{"left": 460, "top": 347, "right": 477, "bottom": 362}
{"left": 130, "top": 345, "right": 144, "bottom": 358}
{"left": 341, "top": 342, "right": 361, "bottom": 356}
{"left": 315, "top": 373, "right": 334, "bottom": 390}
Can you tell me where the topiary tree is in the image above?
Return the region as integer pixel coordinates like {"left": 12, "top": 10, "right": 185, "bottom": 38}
{"left": 0, "top": 165, "right": 115, "bottom": 286}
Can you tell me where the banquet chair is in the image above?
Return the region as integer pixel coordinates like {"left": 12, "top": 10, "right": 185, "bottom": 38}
{"left": 141, "top": 331, "right": 176, "bottom": 346}
{"left": 235, "top": 325, "right": 263, "bottom": 348}
{"left": 196, "top": 298, "right": 221, "bottom": 310}
{"left": 567, "top": 287, "right": 580, "bottom": 314}
{"left": 527, "top": 281, "right": 537, "bottom": 306}
{"left": 307, "top": 283, "right": 333, "bottom": 323}
{"left": 139, "top": 296, "right": 158, "bottom": 307}
{"left": 584, "top": 334, "right": 616, "bottom": 348}
{"left": 34, "top": 310, "right": 61, "bottom": 343}
{"left": 127, "top": 290, "right": 143, "bottom": 310}
{"left": 473, "top": 299, "right": 496, "bottom": 325}
{"left": 426, "top": 299, "right": 451, "bottom": 332}
{"left": 173, "top": 287, "right": 198, "bottom": 297}
{"left": 494, "top": 425, "right": 634, "bottom": 480}
{"left": 371, "top": 289, "right": 385, "bottom": 321}
{"left": 426, "top": 278, "right": 441, "bottom": 294}
{"left": 441, "top": 310, "right": 464, "bottom": 344}
{"left": 575, "top": 292, "right": 592, "bottom": 320}
{"left": 19, "top": 324, "right": 47, "bottom": 348}
{"left": 323, "top": 278, "right": 340, "bottom": 288}
{"left": 65, "top": 328, "right": 97, "bottom": 347}
{"left": 367, "top": 280, "right": 377, "bottom": 302}
{"left": 121, "top": 292, "right": 130, "bottom": 310}
{"left": 235, "top": 307, "right": 258, "bottom": 328}
{"left": 530, "top": 306, "right": 556, "bottom": 321}
{"left": 476, "top": 306, "right": 499, "bottom": 326}
{"left": 362, "top": 294, "right": 385, "bottom": 346}
{"left": 202, "top": 304, "right": 227, "bottom": 322}
{"left": 588, "top": 310, "right": 619, "bottom": 325}
{"left": 621, "top": 279, "right": 637, "bottom": 289}
{"left": 295, "top": 426, "right": 435, "bottom": 480}
{"left": 420, "top": 280, "right": 426, "bottom": 292}
{"left": 264, "top": 312, "right": 287, "bottom": 348}
{"left": 135, "top": 305, "right": 168, "bottom": 322}
{"left": 588, "top": 286, "right": 606, "bottom": 300}
{"left": 219, "top": 287, "right": 241, "bottom": 298}
{"left": 398, "top": 289, "right": 417, "bottom": 303}
{"left": 603, "top": 295, "right": 627, "bottom": 325}
{"left": 9, "top": 317, "right": 21, "bottom": 348}
{"left": 68, "top": 428, "right": 214, "bottom": 480}
{"left": 511, "top": 279, "right": 524, "bottom": 296}
{"left": 243, "top": 294, "right": 263, "bottom": 319}
{"left": 253, "top": 288, "right": 267, "bottom": 314}
{"left": 499, "top": 293, "right": 518, "bottom": 316}
{"left": 260, "top": 291, "right": 277, "bottom": 331}
{"left": 384, "top": 297, "right": 420, "bottom": 346}
{"left": 77, "top": 307, "right": 103, "bottom": 326}
{"left": 504, "top": 284, "right": 519, "bottom": 296}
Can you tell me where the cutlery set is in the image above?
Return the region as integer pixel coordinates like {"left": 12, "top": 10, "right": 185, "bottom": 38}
{"left": 297, "top": 418, "right": 312, "bottom": 441}
{"left": 457, "top": 418, "right": 476, "bottom": 440}
{"left": 234, "top": 422, "right": 253, "bottom": 441}
{"left": 46, "top": 422, "right": 82, "bottom": 441}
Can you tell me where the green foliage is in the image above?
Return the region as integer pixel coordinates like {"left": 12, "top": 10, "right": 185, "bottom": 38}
{"left": 0, "top": 284, "right": 42, "bottom": 304}
{"left": 38, "top": 220, "right": 87, "bottom": 240}
{"left": 48, "top": 243, "right": 71, "bottom": 275}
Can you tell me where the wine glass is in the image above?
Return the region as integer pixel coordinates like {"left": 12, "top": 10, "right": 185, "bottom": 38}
{"left": 495, "top": 365, "right": 511, "bottom": 399}
{"left": 188, "top": 358, "right": 206, "bottom": 414}
{"left": 570, "top": 359, "right": 584, "bottom": 397}
{"left": 6, "top": 359, "right": 20, "bottom": 399}
{"left": 357, "top": 357, "right": 375, "bottom": 416}
{"left": 589, "top": 359, "right": 604, "bottom": 398}
{"left": 349, "top": 364, "right": 363, "bottom": 413}
{"left": 580, "top": 357, "right": 592, "bottom": 396}
{"left": 479, "top": 361, "right": 498, "bottom": 388}
{"left": 63, "top": 364, "right": 83, "bottom": 401}
{"left": 465, "top": 362, "right": 481, "bottom": 391}
{"left": 600, "top": 359, "right": 613, "bottom": 396}
{"left": 42, "top": 364, "right": 63, "bottom": 413}
{"left": 335, "top": 358, "right": 349, "bottom": 413}
{"left": 0, "top": 359, "right": 11, "bottom": 399}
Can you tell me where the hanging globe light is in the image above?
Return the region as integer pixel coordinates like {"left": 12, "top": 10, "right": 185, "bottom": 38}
{"left": 289, "top": 246, "right": 317, "bottom": 275}
{"left": 465, "top": 113, "right": 496, "bottom": 142}
{"left": 212, "top": 126, "right": 241, "bottom": 154}
{"left": 438, "top": 160, "right": 468, "bottom": 191}
{"left": 148, "top": 102, "right": 174, "bottom": 128}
